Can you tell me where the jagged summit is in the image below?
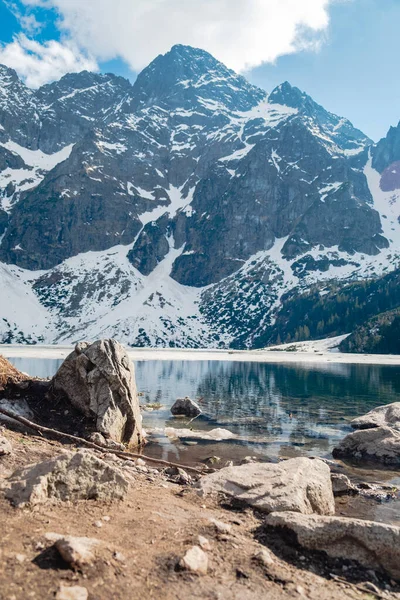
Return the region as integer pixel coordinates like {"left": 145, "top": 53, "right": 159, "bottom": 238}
{"left": 130, "top": 43, "right": 265, "bottom": 111}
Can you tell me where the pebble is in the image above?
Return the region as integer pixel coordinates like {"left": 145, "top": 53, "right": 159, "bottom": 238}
{"left": 102, "top": 516, "right": 111, "bottom": 522}
{"left": 198, "top": 535, "right": 211, "bottom": 551}
{"left": 136, "top": 458, "right": 146, "bottom": 467}
{"left": 56, "top": 585, "right": 88, "bottom": 600}
{"left": 179, "top": 546, "right": 208, "bottom": 575}
{"left": 209, "top": 518, "right": 232, "bottom": 534}
{"left": 253, "top": 548, "right": 274, "bottom": 567}
{"left": 14, "top": 553, "right": 27, "bottom": 563}
{"left": 93, "top": 520, "right": 103, "bottom": 528}
{"left": 0, "top": 435, "right": 12, "bottom": 456}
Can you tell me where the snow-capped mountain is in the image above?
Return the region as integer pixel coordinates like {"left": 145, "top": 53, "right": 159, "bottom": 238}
{"left": 0, "top": 44, "right": 400, "bottom": 347}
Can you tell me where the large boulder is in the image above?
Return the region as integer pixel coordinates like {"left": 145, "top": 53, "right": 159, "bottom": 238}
{"left": 351, "top": 402, "right": 400, "bottom": 430}
{"left": 52, "top": 339, "right": 142, "bottom": 446}
{"left": 197, "top": 457, "right": 335, "bottom": 515}
{"left": 332, "top": 426, "right": 400, "bottom": 465}
{"left": 265, "top": 511, "right": 400, "bottom": 580}
{"left": 3, "top": 450, "right": 129, "bottom": 507}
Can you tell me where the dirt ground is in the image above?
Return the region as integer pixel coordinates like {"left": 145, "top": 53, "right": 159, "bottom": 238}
{"left": 1, "top": 427, "right": 399, "bottom": 600}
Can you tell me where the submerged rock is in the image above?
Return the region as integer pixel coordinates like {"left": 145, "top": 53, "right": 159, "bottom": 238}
{"left": 52, "top": 339, "right": 143, "bottom": 446}
{"left": 351, "top": 402, "right": 400, "bottom": 431}
{"left": 4, "top": 450, "right": 129, "bottom": 507}
{"left": 265, "top": 511, "right": 400, "bottom": 580}
{"left": 164, "top": 427, "right": 235, "bottom": 441}
{"left": 171, "top": 397, "right": 202, "bottom": 418}
{"left": 198, "top": 457, "right": 335, "bottom": 515}
{"left": 333, "top": 426, "right": 400, "bottom": 465}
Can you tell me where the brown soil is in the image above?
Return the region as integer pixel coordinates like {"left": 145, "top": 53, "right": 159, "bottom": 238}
{"left": 0, "top": 427, "right": 399, "bottom": 600}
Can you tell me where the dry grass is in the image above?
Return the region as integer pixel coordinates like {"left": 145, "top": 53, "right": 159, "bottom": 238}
{"left": 0, "top": 355, "right": 28, "bottom": 389}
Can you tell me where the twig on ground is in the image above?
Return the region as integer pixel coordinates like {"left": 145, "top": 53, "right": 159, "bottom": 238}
{"left": 0, "top": 406, "right": 204, "bottom": 474}
{"left": 330, "top": 574, "right": 388, "bottom": 599}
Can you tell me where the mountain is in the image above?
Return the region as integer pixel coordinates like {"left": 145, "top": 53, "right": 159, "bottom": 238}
{"left": 0, "top": 44, "right": 399, "bottom": 348}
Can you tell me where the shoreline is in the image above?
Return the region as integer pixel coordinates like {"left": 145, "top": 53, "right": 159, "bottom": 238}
{"left": 3, "top": 343, "right": 400, "bottom": 365}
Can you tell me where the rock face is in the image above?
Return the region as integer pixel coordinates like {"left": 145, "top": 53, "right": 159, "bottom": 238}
{"left": 52, "top": 339, "right": 143, "bottom": 446}
{"left": 170, "top": 397, "right": 202, "bottom": 417}
{"left": 351, "top": 402, "right": 400, "bottom": 430}
{"left": 197, "top": 457, "right": 335, "bottom": 515}
{"left": 332, "top": 426, "right": 400, "bottom": 465}
{"left": 265, "top": 511, "right": 400, "bottom": 580}
{"left": 4, "top": 451, "right": 129, "bottom": 507}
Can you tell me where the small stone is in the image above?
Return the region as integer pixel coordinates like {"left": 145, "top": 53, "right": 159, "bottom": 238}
{"left": 88, "top": 432, "right": 107, "bottom": 446}
{"left": 56, "top": 585, "right": 88, "bottom": 600}
{"left": 179, "top": 546, "right": 208, "bottom": 575}
{"left": 15, "top": 553, "right": 27, "bottom": 563}
{"left": 102, "top": 516, "right": 111, "bottom": 522}
{"left": 0, "top": 435, "right": 12, "bottom": 456}
{"left": 296, "top": 585, "right": 305, "bottom": 596}
{"left": 253, "top": 548, "right": 274, "bottom": 567}
{"left": 136, "top": 458, "right": 146, "bottom": 467}
{"left": 209, "top": 518, "right": 232, "bottom": 534}
{"left": 93, "top": 520, "right": 103, "bottom": 528}
{"left": 198, "top": 535, "right": 211, "bottom": 551}
{"left": 46, "top": 533, "right": 100, "bottom": 569}
{"left": 113, "top": 551, "right": 126, "bottom": 563}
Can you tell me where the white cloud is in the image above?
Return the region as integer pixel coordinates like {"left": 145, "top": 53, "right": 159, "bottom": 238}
{"left": 0, "top": 34, "right": 98, "bottom": 88}
{"left": 18, "top": 0, "right": 336, "bottom": 74}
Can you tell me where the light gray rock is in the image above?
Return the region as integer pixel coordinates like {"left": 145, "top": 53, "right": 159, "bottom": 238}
{"left": 179, "top": 546, "right": 208, "bottom": 574}
{"left": 265, "top": 511, "right": 400, "bottom": 580}
{"left": 333, "top": 426, "right": 400, "bottom": 466}
{"left": 52, "top": 339, "right": 143, "bottom": 446}
{"left": 171, "top": 396, "right": 202, "bottom": 417}
{"left": 209, "top": 518, "right": 232, "bottom": 534}
{"left": 4, "top": 450, "right": 129, "bottom": 507}
{"left": 0, "top": 435, "right": 12, "bottom": 456}
{"left": 198, "top": 457, "right": 334, "bottom": 515}
{"left": 330, "top": 473, "right": 358, "bottom": 496}
{"left": 56, "top": 585, "right": 89, "bottom": 600}
{"left": 46, "top": 533, "right": 100, "bottom": 569}
{"left": 351, "top": 402, "right": 400, "bottom": 431}
{"left": 253, "top": 548, "right": 275, "bottom": 567}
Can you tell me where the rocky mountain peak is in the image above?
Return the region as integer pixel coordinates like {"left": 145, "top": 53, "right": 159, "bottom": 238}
{"left": 130, "top": 44, "right": 265, "bottom": 112}
{"left": 0, "top": 63, "right": 21, "bottom": 86}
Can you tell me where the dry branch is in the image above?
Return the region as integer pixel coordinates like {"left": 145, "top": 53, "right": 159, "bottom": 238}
{"left": 0, "top": 406, "right": 204, "bottom": 475}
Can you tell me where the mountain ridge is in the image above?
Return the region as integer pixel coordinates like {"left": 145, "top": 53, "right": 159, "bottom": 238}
{"left": 0, "top": 45, "right": 400, "bottom": 348}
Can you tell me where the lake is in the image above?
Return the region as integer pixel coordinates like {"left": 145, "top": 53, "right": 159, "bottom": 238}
{"left": 5, "top": 355, "right": 400, "bottom": 524}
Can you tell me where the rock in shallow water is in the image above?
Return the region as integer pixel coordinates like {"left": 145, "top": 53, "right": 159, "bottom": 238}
{"left": 52, "top": 339, "right": 143, "bottom": 447}
{"left": 351, "top": 402, "right": 400, "bottom": 430}
{"left": 197, "top": 457, "right": 335, "bottom": 515}
{"left": 4, "top": 450, "right": 129, "bottom": 507}
{"left": 265, "top": 511, "right": 400, "bottom": 580}
{"left": 171, "top": 397, "right": 202, "bottom": 418}
{"left": 333, "top": 426, "right": 400, "bottom": 465}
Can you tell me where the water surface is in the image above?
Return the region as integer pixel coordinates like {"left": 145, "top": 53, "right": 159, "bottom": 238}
{"left": 6, "top": 356, "right": 400, "bottom": 524}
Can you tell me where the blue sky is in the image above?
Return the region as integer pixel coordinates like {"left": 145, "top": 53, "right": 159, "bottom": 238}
{"left": 0, "top": 0, "right": 398, "bottom": 141}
